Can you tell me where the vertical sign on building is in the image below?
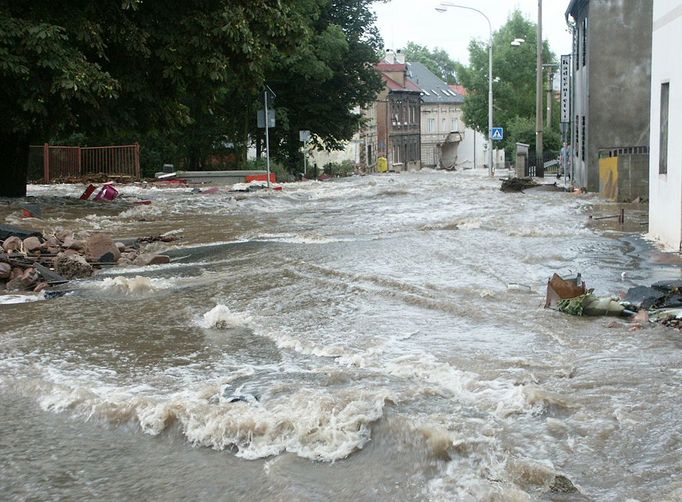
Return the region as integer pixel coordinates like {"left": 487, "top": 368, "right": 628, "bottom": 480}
{"left": 560, "top": 54, "right": 571, "bottom": 126}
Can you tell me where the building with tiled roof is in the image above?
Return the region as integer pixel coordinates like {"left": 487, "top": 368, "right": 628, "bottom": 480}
{"left": 361, "top": 51, "right": 422, "bottom": 172}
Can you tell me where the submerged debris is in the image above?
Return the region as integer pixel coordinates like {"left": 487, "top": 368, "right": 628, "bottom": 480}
{"left": 547, "top": 271, "right": 682, "bottom": 329}
{"left": 0, "top": 224, "right": 180, "bottom": 296}
{"left": 500, "top": 177, "right": 539, "bottom": 193}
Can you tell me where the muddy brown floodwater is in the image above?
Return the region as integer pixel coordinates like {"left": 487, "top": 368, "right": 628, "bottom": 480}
{"left": 1, "top": 170, "right": 681, "bottom": 501}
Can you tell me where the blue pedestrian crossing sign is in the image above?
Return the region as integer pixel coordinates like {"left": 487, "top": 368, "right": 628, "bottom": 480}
{"left": 491, "top": 127, "right": 504, "bottom": 141}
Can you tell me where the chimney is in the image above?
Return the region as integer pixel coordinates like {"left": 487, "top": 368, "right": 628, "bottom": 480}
{"left": 384, "top": 49, "right": 396, "bottom": 64}
{"left": 395, "top": 49, "right": 405, "bottom": 64}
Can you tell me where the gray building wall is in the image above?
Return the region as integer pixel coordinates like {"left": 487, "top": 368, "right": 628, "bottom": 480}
{"left": 568, "top": 0, "right": 652, "bottom": 191}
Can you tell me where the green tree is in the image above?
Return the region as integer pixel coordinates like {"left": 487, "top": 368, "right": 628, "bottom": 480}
{"left": 261, "top": 0, "right": 385, "bottom": 171}
{"left": 404, "top": 42, "right": 458, "bottom": 84}
{"left": 0, "top": 0, "right": 306, "bottom": 196}
{"left": 455, "top": 10, "right": 556, "bottom": 154}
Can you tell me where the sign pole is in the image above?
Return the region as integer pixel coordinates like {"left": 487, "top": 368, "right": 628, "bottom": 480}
{"left": 264, "top": 90, "right": 271, "bottom": 190}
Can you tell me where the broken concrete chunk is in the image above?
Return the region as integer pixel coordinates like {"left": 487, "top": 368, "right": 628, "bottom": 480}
{"left": 54, "top": 253, "right": 93, "bottom": 279}
{"left": 6, "top": 267, "right": 39, "bottom": 291}
{"left": 23, "top": 236, "right": 42, "bottom": 253}
{"left": 0, "top": 262, "right": 11, "bottom": 279}
{"left": 2, "top": 236, "right": 22, "bottom": 252}
{"left": 46, "top": 235, "right": 61, "bottom": 248}
{"left": 85, "top": 233, "right": 121, "bottom": 263}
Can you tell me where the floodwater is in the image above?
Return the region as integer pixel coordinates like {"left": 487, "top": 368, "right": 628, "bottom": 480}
{"left": 1, "top": 170, "right": 680, "bottom": 501}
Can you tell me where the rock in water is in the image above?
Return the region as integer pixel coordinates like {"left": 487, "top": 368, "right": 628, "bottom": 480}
{"left": 85, "top": 233, "right": 121, "bottom": 263}
{"left": 54, "top": 253, "right": 93, "bottom": 279}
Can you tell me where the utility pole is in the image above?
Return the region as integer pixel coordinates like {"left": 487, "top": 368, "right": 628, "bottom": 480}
{"left": 536, "top": 0, "right": 544, "bottom": 177}
{"left": 546, "top": 68, "right": 553, "bottom": 126}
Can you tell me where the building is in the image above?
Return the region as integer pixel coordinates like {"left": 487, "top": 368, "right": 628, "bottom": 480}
{"left": 407, "top": 62, "right": 464, "bottom": 169}
{"left": 566, "top": 0, "right": 653, "bottom": 193}
{"left": 648, "top": 0, "right": 682, "bottom": 250}
{"left": 362, "top": 51, "right": 422, "bottom": 172}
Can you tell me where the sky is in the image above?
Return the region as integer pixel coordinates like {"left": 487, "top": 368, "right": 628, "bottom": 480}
{"left": 372, "top": 0, "right": 573, "bottom": 65}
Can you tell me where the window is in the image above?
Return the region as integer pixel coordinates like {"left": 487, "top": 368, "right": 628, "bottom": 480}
{"left": 451, "top": 118, "right": 459, "bottom": 132}
{"left": 441, "top": 118, "right": 446, "bottom": 132}
{"left": 427, "top": 118, "right": 435, "bottom": 133}
{"left": 660, "top": 82, "right": 670, "bottom": 174}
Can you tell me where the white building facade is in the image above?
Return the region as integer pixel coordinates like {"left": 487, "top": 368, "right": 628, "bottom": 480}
{"left": 649, "top": 0, "right": 682, "bottom": 250}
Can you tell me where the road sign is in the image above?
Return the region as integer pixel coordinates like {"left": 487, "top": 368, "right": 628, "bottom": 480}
{"left": 257, "top": 109, "right": 276, "bottom": 128}
{"left": 299, "top": 130, "right": 311, "bottom": 142}
{"left": 491, "top": 127, "right": 504, "bottom": 141}
{"left": 560, "top": 54, "right": 571, "bottom": 124}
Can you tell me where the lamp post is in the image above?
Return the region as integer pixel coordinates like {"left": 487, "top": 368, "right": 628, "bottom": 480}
{"left": 535, "top": 0, "right": 543, "bottom": 177}
{"left": 436, "top": 2, "right": 493, "bottom": 176}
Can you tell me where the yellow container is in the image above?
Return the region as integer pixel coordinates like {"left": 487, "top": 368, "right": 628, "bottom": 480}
{"left": 377, "top": 157, "right": 388, "bottom": 173}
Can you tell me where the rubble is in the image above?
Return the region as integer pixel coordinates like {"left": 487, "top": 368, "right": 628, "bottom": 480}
{"left": 85, "top": 233, "right": 121, "bottom": 263}
{"left": 500, "top": 177, "right": 539, "bottom": 193}
{"left": 0, "top": 224, "right": 180, "bottom": 296}
{"left": 547, "top": 271, "right": 682, "bottom": 330}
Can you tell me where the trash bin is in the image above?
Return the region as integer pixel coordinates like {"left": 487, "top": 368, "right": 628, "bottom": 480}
{"left": 377, "top": 157, "right": 388, "bottom": 173}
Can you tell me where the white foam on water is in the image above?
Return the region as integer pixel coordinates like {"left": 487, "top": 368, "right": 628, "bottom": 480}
{"left": 250, "top": 233, "right": 353, "bottom": 245}
{"left": 197, "top": 304, "right": 252, "bottom": 330}
{"left": 118, "top": 204, "right": 163, "bottom": 219}
{"left": 10, "top": 371, "right": 391, "bottom": 462}
{"left": 0, "top": 293, "right": 46, "bottom": 305}
{"left": 456, "top": 219, "right": 482, "bottom": 231}
{"left": 83, "top": 275, "right": 177, "bottom": 295}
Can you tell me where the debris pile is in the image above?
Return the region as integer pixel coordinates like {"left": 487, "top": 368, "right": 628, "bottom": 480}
{"left": 0, "top": 224, "right": 178, "bottom": 294}
{"left": 546, "top": 272, "right": 682, "bottom": 329}
{"left": 500, "top": 177, "right": 539, "bottom": 193}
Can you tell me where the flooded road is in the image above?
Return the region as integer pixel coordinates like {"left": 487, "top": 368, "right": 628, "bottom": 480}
{"left": 1, "top": 170, "right": 681, "bottom": 501}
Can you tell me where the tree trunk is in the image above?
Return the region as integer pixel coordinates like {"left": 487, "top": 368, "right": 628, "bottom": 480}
{"left": 0, "top": 134, "right": 29, "bottom": 197}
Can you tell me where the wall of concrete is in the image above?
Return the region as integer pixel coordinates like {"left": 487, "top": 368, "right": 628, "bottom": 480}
{"left": 586, "top": 0, "right": 652, "bottom": 191}
{"left": 649, "top": 0, "right": 682, "bottom": 250}
{"left": 569, "top": 0, "right": 653, "bottom": 191}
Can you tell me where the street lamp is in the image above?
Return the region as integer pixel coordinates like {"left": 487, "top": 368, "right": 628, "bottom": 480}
{"left": 436, "top": 2, "right": 494, "bottom": 176}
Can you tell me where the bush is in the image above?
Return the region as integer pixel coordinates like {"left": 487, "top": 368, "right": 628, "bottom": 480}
{"left": 244, "top": 159, "right": 296, "bottom": 182}
{"left": 323, "top": 160, "right": 355, "bottom": 177}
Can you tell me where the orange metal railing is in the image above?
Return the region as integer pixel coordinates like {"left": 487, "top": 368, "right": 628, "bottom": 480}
{"left": 29, "top": 143, "right": 141, "bottom": 182}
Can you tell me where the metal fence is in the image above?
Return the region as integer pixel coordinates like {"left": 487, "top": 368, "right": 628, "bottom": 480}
{"left": 28, "top": 143, "right": 141, "bottom": 183}
{"left": 528, "top": 150, "right": 561, "bottom": 177}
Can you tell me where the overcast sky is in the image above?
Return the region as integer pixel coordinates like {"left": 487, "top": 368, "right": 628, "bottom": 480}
{"left": 372, "top": 0, "right": 573, "bottom": 65}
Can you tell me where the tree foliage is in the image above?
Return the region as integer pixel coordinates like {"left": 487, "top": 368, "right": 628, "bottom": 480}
{"left": 404, "top": 42, "right": 458, "bottom": 84}
{"left": 454, "top": 10, "right": 558, "bottom": 154}
{"left": 0, "top": 0, "right": 383, "bottom": 196}
{"left": 265, "top": 0, "right": 384, "bottom": 168}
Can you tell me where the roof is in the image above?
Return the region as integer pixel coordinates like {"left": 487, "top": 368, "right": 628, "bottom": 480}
{"left": 379, "top": 69, "right": 421, "bottom": 93}
{"left": 376, "top": 63, "right": 407, "bottom": 72}
{"left": 566, "top": 0, "right": 588, "bottom": 20}
{"left": 406, "top": 62, "right": 464, "bottom": 104}
{"left": 449, "top": 84, "right": 468, "bottom": 97}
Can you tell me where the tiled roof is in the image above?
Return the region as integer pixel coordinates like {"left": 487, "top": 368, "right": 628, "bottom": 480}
{"left": 407, "top": 62, "right": 464, "bottom": 104}
{"left": 376, "top": 63, "right": 407, "bottom": 72}
{"left": 380, "top": 72, "right": 421, "bottom": 93}
{"left": 449, "top": 84, "right": 468, "bottom": 97}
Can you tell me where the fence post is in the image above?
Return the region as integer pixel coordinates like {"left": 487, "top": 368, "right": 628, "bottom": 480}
{"left": 43, "top": 143, "right": 50, "bottom": 184}
{"left": 77, "top": 146, "right": 82, "bottom": 176}
{"left": 134, "top": 143, "right": 141, "bottom": 180}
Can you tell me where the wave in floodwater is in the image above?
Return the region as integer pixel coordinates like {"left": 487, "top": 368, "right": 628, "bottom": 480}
{"left": 3, "top": 171, "right": 679, "bottom": 500}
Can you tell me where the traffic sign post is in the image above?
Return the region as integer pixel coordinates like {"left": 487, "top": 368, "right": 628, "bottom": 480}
{"left": 491, "top": 127, "right": 504, "bottom": 141}
{"left": 299, "top": 130, "right": 310, "bottom": 177}
{"left": 261, "top": 86, "right": 276, "bottom": 189}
